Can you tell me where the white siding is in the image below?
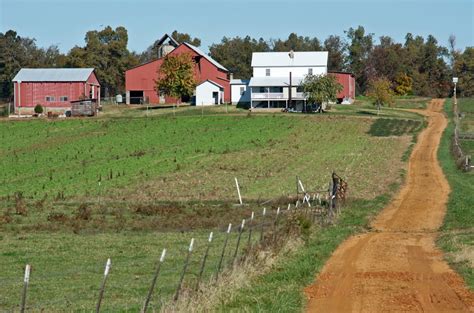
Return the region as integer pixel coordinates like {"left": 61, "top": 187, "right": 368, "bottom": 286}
{"left": 195, "top": 81, "right": 222, "bottom": 106}
{"left": 253, "top": 66, "right": 326, "bottom": 78}
{"left": 231, "top": 84, "right": 250, "bottom": 104}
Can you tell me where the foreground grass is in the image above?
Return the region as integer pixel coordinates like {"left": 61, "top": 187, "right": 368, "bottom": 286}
{"left": 217, "top": 195, "right": 392, "bottom": 312}
{"left": 437, "top": 98, "right": 474, "bottom": 289}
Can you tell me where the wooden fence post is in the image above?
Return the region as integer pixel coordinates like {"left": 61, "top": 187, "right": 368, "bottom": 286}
{"left": 259, "top": 208, "right": 267, "bottom": 242}
{"left": 20, "top": 264, "right": 30, "bottom": 313}
{"left": 174, "top": 238, "right": 194, "bottom": 301}
{"left": 141, "top": 249, "right": 167, "bottom": 313}
{"left": 232, "top": 219, "right": 245, "bottom": 266}
{"left": 96, "top": 258, "right": 111, "bottom": 313}
{"left": 216, "top": 224, "right": 232, "bottom": 281}
{"left": 195, "top": 232, "right": 213, "bottom": 291}
{"left": 246, "top": 212, "right": 255, "bottom": 249}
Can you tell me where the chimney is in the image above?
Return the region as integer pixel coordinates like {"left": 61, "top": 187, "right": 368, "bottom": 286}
{"left": 229, "top": 73, "right": 234, "bottom": 81}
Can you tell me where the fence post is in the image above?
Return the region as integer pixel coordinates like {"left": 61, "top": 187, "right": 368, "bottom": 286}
{"left": 216, "top": 224, "right": 232, "bottom": 281}
{"left": 141, "top": 249, "right": 167, "bottom": 313}
{"left": 272, "top": 207, "right": 281, "bottom": 242}
{"left": 232, "top": 219, "right": 245, "bottom": 266}
{"left": 235, "top": 177, "right": 243, "bottom": 205}
{"left": 174, "top": 238, "right": 194, "bottom": 301}
{"left": 195, "top": 232, "right": 213, "bottom": 291}
{"left": 259, "top": 208, "right": 267, "bottom": 242}
{"left": 246, "top": 211, "right": 255, "bottom": 249}
{"left": 96, "top": 258, "right": 111, "bottom": 313}
{"left": 20, "top": 264, "right": 30, "bottom": 313}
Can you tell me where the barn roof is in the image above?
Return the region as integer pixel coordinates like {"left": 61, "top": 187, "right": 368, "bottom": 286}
{"left": 12, "top": 68, "right": 95, "bottom": 82}
{"left": 251, "top": 51, "right": 328, "bottom": 67}
{"left": 183, "top": 43, "right": 228, "bottom": 72}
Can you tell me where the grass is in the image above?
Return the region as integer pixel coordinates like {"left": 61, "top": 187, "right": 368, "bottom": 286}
{"left": 0, "top": 104, "right": 424, "bottom": 311}
{"left": 437, "top": 98, "right": 474, "bottom": 290}
{"left": 217, "top": 195, "right": 393, "bottom": 312}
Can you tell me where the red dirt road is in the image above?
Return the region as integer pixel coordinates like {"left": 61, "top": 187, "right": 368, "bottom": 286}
{"left": 305, "top": 99, "right": 474, "bottom": 312}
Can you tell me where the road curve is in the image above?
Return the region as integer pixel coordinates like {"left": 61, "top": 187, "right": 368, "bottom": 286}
{"left": 305, "top": 99, "right": 474, "bottom": 312}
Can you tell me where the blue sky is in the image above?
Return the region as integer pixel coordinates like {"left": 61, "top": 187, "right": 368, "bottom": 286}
{"left": 1, "top": 0, "right": 473, "bottom": 54}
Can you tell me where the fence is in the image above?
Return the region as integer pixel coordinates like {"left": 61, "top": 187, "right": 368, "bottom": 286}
{"left": 452, "top": 101, "right": 472, "bottom": 172}
{"left": 4, "top": 172, "right": 347, "bottom": 312}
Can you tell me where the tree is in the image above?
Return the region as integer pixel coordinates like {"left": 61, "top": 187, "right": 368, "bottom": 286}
{"left": 454, "top": 47, "right": 474, "bottom": 97}
{"left": 345, "top": 26, "right": 374, "bottom": 94}
{"left": 366, "top": 36, "right": 404, "bottom": 83}
{"left": 271, "top": 33, "right": 322, "bottom": 52}
{"left": 209, "top": 36, "right": 269, "bottom": 79}
{"left": 300, "top": 74, "right": 343, "bottom": 110}
{"left": 155, "top": 53, "right": 196, "bottom": 103}
{"left": 171, "top": 30, "right": 201, "bottom": 47}
{"left": 324, "top": 35, "right": 346, "bottom": 71}
{"left": 367, "top": 77, "right": 394, "bottom": 113}
{"left": 393, "top": 73, "right": 413, "bottom": 95}
{"left": 66, "top": 26, "right": 139, "bottom": 96}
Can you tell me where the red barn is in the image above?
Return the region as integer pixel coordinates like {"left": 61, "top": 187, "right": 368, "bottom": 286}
{"left": 12, "top": 68, "right": 100, "bottom": 114}
{"left": 125, "top": 37, "right": 229, "bottom": 105}
{"left": 329, "top": 71, "right": 356, "bottom": 103}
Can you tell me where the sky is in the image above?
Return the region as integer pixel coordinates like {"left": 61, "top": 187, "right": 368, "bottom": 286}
{"left": 1, "top": 0, "right": 473, "bottom": 54}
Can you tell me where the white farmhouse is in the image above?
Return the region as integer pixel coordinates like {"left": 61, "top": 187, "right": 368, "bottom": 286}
{"left": 195, "top": 80, "right": 224, "bottom": 106}
{"left": 230, "top": 79, "right": 250, "bottom": 105}
{"left": 249, "top": 51, "right": 328, "bottom": 109}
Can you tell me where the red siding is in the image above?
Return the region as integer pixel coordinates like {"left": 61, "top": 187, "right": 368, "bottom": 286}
{"left": 14, "top": 71, "right": 100, "bottom": 110}
{"left": 125, "top": 44, "right": 230, "bottom": 104}
{"left": 329, "top": 72, "right": 355, "bottom": 100}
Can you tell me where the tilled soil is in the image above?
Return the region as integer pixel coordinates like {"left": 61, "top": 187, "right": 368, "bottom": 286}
{"left": 305, "top": 99, "right": 474, "bottom": 312}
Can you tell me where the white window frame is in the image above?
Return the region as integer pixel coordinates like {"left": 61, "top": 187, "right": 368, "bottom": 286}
{"left": 240, "top": 86, "right": 245, "bottom": 95}
{"left": 308, "top": 68, "right": 313, "bottom": 75}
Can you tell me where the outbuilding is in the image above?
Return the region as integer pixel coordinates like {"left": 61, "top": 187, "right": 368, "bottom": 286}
{"left": 329, "top": 71, "right": 355, "bottom": 103}
{"left": 12, "top": 68, "right": 100, "bottom": 115}
{"left": 195, "top": 80, "right": 224, "bottom": 106}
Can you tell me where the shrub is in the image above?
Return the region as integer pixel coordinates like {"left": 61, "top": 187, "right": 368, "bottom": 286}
{"left": 34, "top": 104, "right": 44, "bottom": 114}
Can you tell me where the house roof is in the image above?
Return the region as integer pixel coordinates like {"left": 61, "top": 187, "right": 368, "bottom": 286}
{"left": 251, "top": 51, "right": 328, "bottom": 67}
{"left": 183, "top": 43, "right": 228, "bottom": 72}
{"left": 230, "top": 79, "right": 250, "bottom": 85}
{"left": 155, "top": 33, "right": 179, "bottom": 47}
{"left": 13, "top": 68, "right": 95, "bottom": 82}
{"left": 248, "top": 76, "right": 304, "bottom": 87}
{"left": 198, "top": 79, "right": 224, "bottom": 89}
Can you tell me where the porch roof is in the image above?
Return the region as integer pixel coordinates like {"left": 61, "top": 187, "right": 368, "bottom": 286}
{"left": 248, "top": 76, "right": 304, "bottom": 87}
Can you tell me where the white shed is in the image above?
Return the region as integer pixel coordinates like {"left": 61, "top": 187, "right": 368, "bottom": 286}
{"left": 230, "top": 79, "right": 250, "bottom": 105}
{"left": 195, "top": 80, "right": 223, "bottom": 106}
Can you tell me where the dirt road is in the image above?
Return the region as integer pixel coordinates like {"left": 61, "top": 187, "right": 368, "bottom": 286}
{"left": 305, "top": 99, "right": 474, "bottom": 312}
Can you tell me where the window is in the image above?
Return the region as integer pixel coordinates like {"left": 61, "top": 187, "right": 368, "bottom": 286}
{"left": 240, "top": 87, "right": 245, "bottom": 95}
{"left": 45, "top": 96, "right": 55, "bottom": 102}
{"left": 270, "top": 87, "right": 283, "bottom": 93}
{"left": 60, "top": 96, "right": 68, "bottom": 102}
{"left": 265, "top": 69, "right": 271, "bottom": 76}
{"left": 308, "top": 68, "right": 313, "bottom": 75}
{"left": 297, "top": 86, "right": 304, "bottom": 93}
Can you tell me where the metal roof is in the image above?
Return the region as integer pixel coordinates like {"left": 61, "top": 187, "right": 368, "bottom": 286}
{"left": 183, "top": 43, "right": 228, "bottom": 72}
{"left": 248, "top": 76, "right": 304, "bottom": 87}
{"left": 230, "top": 79, "right": 250, "bottom": 85}
{"left": 12, "top": 68, "right": 95, "bottom": 82}
{"left": 251, "top": 51, "right": 328, "bottom": 67}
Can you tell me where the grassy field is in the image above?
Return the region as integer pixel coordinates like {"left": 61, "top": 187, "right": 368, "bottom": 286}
{"left": 0, "top": 104, "right": 425, "bottom": 311}
{"left": 437, "top": 98, "right": 474, "bottom": 289}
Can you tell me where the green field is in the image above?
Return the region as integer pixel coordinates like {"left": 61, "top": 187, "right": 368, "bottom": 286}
{"left": 0, "top": 104, "right": 425, "bottom": 311}
{"left": 437, "top": 98, "right": 474, "bottom": 289}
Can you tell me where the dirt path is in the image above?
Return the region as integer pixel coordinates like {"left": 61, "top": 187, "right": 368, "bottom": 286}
{"left": 305, "top": 99, "right": 474, "bottom": 312}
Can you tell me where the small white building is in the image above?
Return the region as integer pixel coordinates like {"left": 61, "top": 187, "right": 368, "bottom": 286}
{"left": 249, "top": 51, "right": 328, "bottom": 109}
{"left": 195, "top": 80, "right": 224, "bottom": 106}
{"left": 230, "top": 79, "right": 250, "bottom": 105}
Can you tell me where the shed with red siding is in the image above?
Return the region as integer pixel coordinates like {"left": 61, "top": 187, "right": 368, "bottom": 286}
{"left": 12, "top": 68, "right": 100, "bottom": 114}
{"left": 125, "top": 42, "right": 230, "bottom": 105}
{"left": 329, "top": 72, "right": 356, "bottom": 102}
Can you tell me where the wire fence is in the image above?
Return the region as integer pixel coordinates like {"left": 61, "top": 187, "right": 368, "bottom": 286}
{"left": 3, "top": 172, "right": 348, "bottom": 312}
{"left": 452, "top": 101, "right": 472, "bottom": 172}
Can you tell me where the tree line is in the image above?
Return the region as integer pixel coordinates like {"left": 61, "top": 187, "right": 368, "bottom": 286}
{"left": 1, "top": 26, "right": 473, "bottom": 100}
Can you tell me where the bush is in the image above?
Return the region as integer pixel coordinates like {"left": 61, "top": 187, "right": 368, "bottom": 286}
{"left": 34, "top": 104, "right": 44, "bottom": 114}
